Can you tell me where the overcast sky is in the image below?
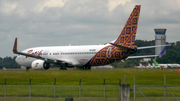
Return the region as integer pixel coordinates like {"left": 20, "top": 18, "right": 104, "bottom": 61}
{"left": 0, "top": 0, "right": 180, "bottom": 57}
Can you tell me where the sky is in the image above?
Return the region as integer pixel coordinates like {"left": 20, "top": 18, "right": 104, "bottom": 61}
{"left": 0, "top": 0, "right": 180, "bottom": 57}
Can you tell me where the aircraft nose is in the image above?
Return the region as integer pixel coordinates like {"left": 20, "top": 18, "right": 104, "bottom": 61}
{"left": 15, "top": 56, "right": 20, "bottom": 64}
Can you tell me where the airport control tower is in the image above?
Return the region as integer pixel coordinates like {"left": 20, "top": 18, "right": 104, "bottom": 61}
{"left": 154, "top": 29, "right": 166, "bottom": 56}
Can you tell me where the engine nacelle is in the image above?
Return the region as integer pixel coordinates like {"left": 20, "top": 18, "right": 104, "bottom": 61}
{"left": 31, "top": 60, "right": 50, "bottom": 70}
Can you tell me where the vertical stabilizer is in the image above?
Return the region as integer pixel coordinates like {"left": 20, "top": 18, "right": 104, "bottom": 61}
{"left": 139, "top": 63, "right": 142, "bottom": 66}
{"left": 153, "top": 59, "right": 159, "bottom": 66}
{"left": 148, "top": 63, "right": 151, "bottom": 66}
{"left": 114, "top": 5, "right": 141, "bottom": 46}
{"left": 158, "top": 43, "right": 168, "bottom": 56}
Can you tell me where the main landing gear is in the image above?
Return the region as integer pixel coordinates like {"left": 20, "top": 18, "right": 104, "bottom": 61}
{"left": 83, "top": 66, "right": 91, "bottom": 70}
{"left": 59, "top": 67, "right": 67, "bottom": 70}
{"left": 59, "top": 63, "right": 67, "bottom": 70}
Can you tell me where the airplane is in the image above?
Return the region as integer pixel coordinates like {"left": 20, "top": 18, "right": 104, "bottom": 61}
{"left": 135, "top": 63, "right": 161, "bottom": 69}
{"left": 147, "top": 63, "right": 156, "bottom": 68}
{"left": 135, "top": 63, "right": 144, "bottom": 68}
{"left": 148, "top": 63, "right": 160, "bottom": 69}
{"left": 133, "top": 44, "right": 167, "bottom": 69}
{"left": 13, "top": 5, "right": 167, "bottom": 70}
{"left": 135, "top": 63, "right": 153, "bottom": 69}
{"left": 134, "top": 46, "right": 167, "bottom": 69}
{"left": 91, "top": 65, "right": 113, "bottom": 69}
{"left": 146, "top": 63, "right": 153, "bottom": 68}
{"left": 153, "top": 59, "right": 180, "bottom": 69}
{"left": 152, "top": 63, "right": 160, "bottom": 68}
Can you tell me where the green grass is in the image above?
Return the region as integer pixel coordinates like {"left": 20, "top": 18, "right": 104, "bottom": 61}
{"left": 0, "top": 68, "right": 180, "bottom": 100}
{"left": 1, "top": 68, "right": 180, "bottom": 85}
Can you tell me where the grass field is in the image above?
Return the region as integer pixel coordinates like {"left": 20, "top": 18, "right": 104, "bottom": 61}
{"left": 0, "top": 68, "right": 180, "bottom": 85}
{"left": 0, "top": 68, "right": 180, "bottom": 101}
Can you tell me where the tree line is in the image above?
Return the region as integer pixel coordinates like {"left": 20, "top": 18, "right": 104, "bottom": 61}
{"left": 1, "top": 40, "right": 180, "bottom": 69}
{"left": 0, "top": 56, "right": 20, "bottom": 69}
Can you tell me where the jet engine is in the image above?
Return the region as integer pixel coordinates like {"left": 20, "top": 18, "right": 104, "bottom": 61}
{"left": 31, "top": 60, "right": 50, "bottom": 70}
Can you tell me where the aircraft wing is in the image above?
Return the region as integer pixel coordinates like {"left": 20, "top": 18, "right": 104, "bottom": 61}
{"left": 13, "top": 38, "right": 73, "bottom": 65}
{"left": 127, "top": 55, "right": 158, "bottom": 59}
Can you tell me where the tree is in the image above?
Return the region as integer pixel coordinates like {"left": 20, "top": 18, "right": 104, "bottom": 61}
{"left": 0, "top": 56, "right": 20, "bottom": 69}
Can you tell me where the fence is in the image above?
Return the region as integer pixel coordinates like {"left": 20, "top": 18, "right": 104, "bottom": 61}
{"left": 134, "top": 75, "right": 180, "bottom": 101}
{"left": 1, "top": 78, "right": 122, "bottom": 101}
{"left": 1, "top": 76, "right": 180, "bottom": 101}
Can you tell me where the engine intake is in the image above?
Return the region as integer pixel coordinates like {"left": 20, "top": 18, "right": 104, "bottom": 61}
{"left": 31, "top": 60, "right": 50, "bottom": 70}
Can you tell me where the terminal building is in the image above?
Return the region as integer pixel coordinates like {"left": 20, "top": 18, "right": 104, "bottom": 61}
{"left": 154, "top": 29, "right": 167, "bottom": 56}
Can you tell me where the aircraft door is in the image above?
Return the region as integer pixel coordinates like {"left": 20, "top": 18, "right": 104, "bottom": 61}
{"left": 106, "top": 47, "right": 112, "bottom": 58}
{"left": 59, "top": 51, "right": 63, "bottom": 59}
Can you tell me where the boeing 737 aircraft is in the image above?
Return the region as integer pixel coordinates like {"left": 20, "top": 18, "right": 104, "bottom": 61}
{"left": 13, "top": 5, "right": 166, "bottom": 70}
{"left": 134, "top": 63, "right": 144, "bottom": 68}
{"left": 153, "top": 59, "right": 180, "bottom": 68}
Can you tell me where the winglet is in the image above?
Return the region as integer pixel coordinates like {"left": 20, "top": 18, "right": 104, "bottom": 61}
{"left": 158, "top": 43, "right": 168, "bottom": 56}
{"left": 13, "top": 38, "right": 18, "bottom": 53}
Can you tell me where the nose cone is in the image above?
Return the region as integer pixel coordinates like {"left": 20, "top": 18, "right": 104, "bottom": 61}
{"left": 15, "top": 55, "right": 31, "bottom": 68}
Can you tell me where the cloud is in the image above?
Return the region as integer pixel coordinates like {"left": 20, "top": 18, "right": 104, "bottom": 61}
{"left": 107, "top": 0, "right": 130, "bottom": 11}
{"left": 0, "top": 0, "right": 180, "bottom": 57}
{"left": 0, "top": 0, "right": 17, "bottom": 15}
{"left": 37, "top": 0, "right": 69, "bottom": 12}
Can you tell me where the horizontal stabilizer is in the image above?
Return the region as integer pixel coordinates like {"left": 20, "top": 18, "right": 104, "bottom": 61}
{"left": 137, "top": 44, "right": 168, "bottom": 50}
{"left": 127, "top": 43, "right": 168, "bottom": 59}
{"left": 110, "top": 43, "right": 136, "bottom": 50}
{"left": 110, "top": 43, "right": 131, "bottom": 50}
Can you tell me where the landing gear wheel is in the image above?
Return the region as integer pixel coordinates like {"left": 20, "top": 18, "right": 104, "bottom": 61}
{"left": 59, "top": 68, "right": 67, "bottom": 70}
{"left": 83, "top": 66, "right": 91, "bottom": 70}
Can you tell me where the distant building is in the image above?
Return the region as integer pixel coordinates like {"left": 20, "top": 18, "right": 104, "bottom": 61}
{"left": 154, "top": 29, "right": 166, "bottom": 56}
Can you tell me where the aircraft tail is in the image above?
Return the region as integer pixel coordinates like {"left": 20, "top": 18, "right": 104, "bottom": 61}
{"left": 148, "top": 63, "right": 151, "bottom": 66}
{"left": 114, "top": 5, "right": 141, "bottom": 46}
{"left": 139, "top": 63, "right": 142, "bottom": 66}
{"left": 158, "top": 43, "right": 168, "bottom": 56}
{"left": 153, "top": 59, "right": 159, "bottom": 66}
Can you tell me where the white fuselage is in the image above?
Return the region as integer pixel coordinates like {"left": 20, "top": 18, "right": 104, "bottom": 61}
{"left": 16, "top": 44, "right": 109, "bottom": 68}
{"left": 158, "top": 64, "right": 180, "bottom": 68}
